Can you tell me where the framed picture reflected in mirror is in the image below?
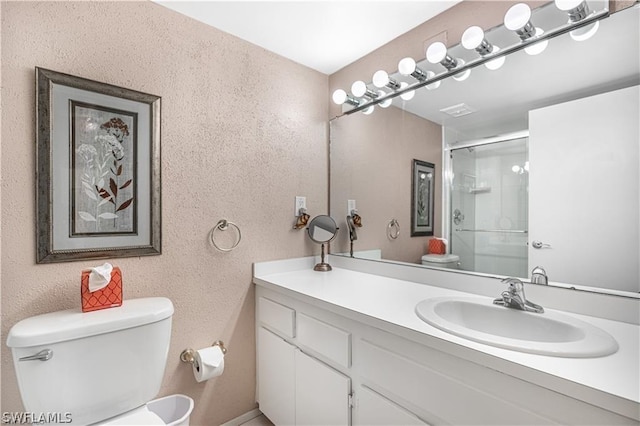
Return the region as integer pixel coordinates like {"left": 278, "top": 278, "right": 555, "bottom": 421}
{"left": 411, "top": 159, "right": 434, "bottom": 237}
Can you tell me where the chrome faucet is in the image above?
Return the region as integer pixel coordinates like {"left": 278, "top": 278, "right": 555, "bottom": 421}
{"left": 530, "top": 266, "right": 548, "bottom": 285}
{"left": 493, "top": 277, "right": 544, "bottom": 313}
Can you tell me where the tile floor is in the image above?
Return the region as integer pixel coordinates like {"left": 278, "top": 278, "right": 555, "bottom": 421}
{"left": 239, "top": 414, "right": 273, "bottom": 426}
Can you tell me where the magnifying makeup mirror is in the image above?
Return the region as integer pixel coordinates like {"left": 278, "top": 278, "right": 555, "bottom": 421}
{"left": 307, "top": 215, "right": 339, "bottom": 271}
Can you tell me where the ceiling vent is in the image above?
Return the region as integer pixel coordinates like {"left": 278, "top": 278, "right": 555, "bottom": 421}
{"left": 440, "top": 103, "right": 477, "bottom": 117}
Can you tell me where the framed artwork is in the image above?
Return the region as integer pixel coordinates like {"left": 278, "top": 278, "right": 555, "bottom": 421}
{"left": 411, "top": 159, "right": 435, "bottom": 237}
{"left": 36, "top": 67, "right": 161, "bottom": 263}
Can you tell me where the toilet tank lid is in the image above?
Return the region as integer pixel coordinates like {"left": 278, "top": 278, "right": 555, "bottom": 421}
{"left": 6, "top": 297, "right": 173, "bottom": 348}
{"left": 422, "top": 254, "right": 460, "bottom": 263}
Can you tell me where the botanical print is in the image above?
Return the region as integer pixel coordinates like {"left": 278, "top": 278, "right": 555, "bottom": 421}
{"left": 71, "top": 102, "right": 137, "bottom": 236}
{"left": 416, "top": 168, "right": 432, "bottom": 227}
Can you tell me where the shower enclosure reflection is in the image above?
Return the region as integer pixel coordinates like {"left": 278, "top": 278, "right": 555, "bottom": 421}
{"left": 450, "top": 136, "right": 528, "bottom": 278}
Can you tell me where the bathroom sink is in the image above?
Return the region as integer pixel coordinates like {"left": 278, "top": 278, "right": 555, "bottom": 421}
{"left": 415, "top": 297, "right": 618, "bottom": 357}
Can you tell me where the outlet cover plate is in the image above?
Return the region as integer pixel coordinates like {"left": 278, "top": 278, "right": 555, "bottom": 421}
{"left": 295, "top": 196, "right": 306, "bottom": 216}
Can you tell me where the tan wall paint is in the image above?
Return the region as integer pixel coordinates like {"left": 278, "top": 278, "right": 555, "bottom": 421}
{"left": 330, "top": 108, "right": 442, "bottom": 264}
{"left": 0, "top": 1, "right": 327, "bottom": 424}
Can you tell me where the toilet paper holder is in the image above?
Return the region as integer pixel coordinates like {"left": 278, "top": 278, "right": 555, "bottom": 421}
{"left": 180, "top": 340, "right": 227, "bottom": 364}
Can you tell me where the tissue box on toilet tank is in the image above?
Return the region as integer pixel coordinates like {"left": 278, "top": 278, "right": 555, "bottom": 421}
{"left": 80, "top": 267, "right": 122, "bottom": 312}
{"left": 428, "top": 238, "right": 446, "bottom": 255}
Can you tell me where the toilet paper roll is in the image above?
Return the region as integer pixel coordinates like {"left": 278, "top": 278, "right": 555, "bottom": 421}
{"left": 192, "top": 345, "right": 225, "bottom": 383}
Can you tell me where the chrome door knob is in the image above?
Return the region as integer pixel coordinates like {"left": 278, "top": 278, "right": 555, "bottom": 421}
{"left": 531, "top": 240, "right": 551, "bottom": 249}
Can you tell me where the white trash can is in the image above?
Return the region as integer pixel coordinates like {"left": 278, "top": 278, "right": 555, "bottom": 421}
{"left": 147, "top": 394, "right": 194, "bottom": 426}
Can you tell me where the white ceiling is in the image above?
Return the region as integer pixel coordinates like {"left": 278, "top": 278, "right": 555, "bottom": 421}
{"left": 152, "top": 1, "right": 462, "bottom": 75}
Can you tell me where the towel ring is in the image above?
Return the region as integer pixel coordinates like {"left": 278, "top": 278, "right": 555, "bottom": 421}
{"left": 209, "top": 220, "right": 241, "bottom": 252}
{"left": 387, "top": 219, "right": 400, "bottom": 240}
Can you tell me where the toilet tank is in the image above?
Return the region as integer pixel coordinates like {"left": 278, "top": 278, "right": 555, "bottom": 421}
{"left": 6, "top": 297, "right": 174, "bottom": 426}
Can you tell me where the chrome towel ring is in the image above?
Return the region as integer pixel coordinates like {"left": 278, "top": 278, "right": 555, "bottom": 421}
{"left": 387, "top": 218, "right": 400, "bottom": 240}
{"left": 209, "top": 219, "right": 241, "bottom": 252}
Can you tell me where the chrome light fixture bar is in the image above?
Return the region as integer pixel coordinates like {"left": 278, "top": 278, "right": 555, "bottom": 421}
{"left": 461, "top": 26, "right": 506, "bottom": 70}
{"left": 426, "top": 42, "right": 470, "bottom": 82}
{"left": 332, "top": 89, "right": 361, "bottom": 107}
{"left": 504, "top": 3, "right": 549, "bottom": 55}
{"left": 555, "top": 0, "right": 601, "bottom": 41}
{"left": 372, "top": 70, "right": 401, "bottom": 90}
{"left": 338, "top": 1, "right": 609, "bottom": 116}
{"left": 351, "top": 80, "right": 380, "bottom": 100}
{"left": 398, "top": 57, "right": 429, "bottom": 82}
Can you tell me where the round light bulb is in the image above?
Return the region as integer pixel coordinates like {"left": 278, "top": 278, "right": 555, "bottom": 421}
{"left": 363, "top": 105, "right": 375, "bottom": 115}
{"left": 378, "top": 91, "right": 392, "bottom": 108}
{"left": 512, "top": 165, "right": 521, "bottom": 173}
{"left": 399, "top": 82, "right": 415, "bottom": 101}
{"left": 484, "top": 46, "right": 506, "bottom": 70}
{"left": 554, "top": 0, "right": 585, "bottom": 12}
{"left": 426, "top": 42, "right": 447, "bottom": 64}
{"left": 425, "top": 71, "right": 441, "bottom": 90}
{"left": 524, "top": 28, "right": 548, "bottom": 55}
{"left": 372, "top": 70, "right": 389, "bottom": 88}
{"left": 461, "top": 26, "right": 485, "bottom": 50}
{"left": 332, "top": 89, "right": 347, "bottom": 105}
{"left": 351, "top": 80, "right": 367, "bottom": 98}
{"left": 398, "top": 57, "right": 417, "bottom": 76}
{"left": 504, "top": 3, "right": 532, "bottom": 31}
{"left": 452, "top": 59, "right": 471, "bottom": 82}
{"left": 570, "top": 20, "right": 599, "bottom": 41}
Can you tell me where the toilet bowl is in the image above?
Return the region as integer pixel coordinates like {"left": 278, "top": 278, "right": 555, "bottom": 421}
{"left": 421, "top": 253, "right": 460, "bottom": 269}
{"left": 6, "top": 297, "right": 193, "bottom": 426}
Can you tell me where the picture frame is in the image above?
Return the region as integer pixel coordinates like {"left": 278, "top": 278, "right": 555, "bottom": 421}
{"left": 36, "top": 67, "right": 161, "bottom": 263}
{"left": 411, "top": 159, "right": 435, "bottom": 237}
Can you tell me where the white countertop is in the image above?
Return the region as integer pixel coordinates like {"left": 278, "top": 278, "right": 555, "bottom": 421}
{"left": 254, "top": 259, "right": 640, "bottom": 419}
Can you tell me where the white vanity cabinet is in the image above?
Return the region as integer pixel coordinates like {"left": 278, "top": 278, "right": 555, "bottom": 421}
{"left": 354, "top": 386, "right": 428, "bottom": 426}
{"left": 295, "top": 349, "right": 351, "bottom": 425}
{"left": 257, "top": 296, "right": 352, "bottom": 425}
{"left": 256, "top": 283, "right": 638, "bottom": 426}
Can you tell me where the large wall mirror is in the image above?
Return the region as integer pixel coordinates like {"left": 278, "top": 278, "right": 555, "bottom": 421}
{"left": 330, "top": 3, "right": 639, "bottom": 296}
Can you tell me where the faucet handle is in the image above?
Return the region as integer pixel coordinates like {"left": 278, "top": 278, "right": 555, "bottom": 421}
{"left": 531, "top": 266, "right": 548, "bottom": 285}
{"left": 501, "top": 277, "right": 524, "bottom": 291}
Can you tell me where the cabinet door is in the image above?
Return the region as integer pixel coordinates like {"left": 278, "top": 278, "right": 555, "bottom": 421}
{"left": 295, "top": 349, "right": 351, "bottom": 425}
{"left": 355, "top": 386, "right": 428, "bottom": 426}
{"left": 258, "top": 327, "right": 295, "bottom": 426}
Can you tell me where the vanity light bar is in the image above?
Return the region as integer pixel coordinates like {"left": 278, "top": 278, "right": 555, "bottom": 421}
{"left": 336, "top": 1, "right": 609, "bottom": 116}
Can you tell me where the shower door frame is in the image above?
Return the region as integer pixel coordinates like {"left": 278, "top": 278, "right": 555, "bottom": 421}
{"left": 442, "top": 130, "right": 529, "bottom": 266}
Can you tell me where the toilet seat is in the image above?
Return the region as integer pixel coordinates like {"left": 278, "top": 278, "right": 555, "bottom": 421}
{"left": 96, "top": 405, "right": 165, "bottom": 425}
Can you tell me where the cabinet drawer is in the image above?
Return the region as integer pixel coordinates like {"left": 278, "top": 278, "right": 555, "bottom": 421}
{"left": 297, "top": 313, "right": 351, "bottom": 368}
{"left": 258, "top": 297, "right": 295, "bottom": 338}
{"left": 358, "top": 339, "right": 550, "bottom": 425}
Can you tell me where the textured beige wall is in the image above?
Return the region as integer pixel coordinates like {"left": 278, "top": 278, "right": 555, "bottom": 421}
{"left": 330, "top": 109, "right": 442, "bottom": 264}
{"left": 0, "top": 1, "right": 327, "bottom": 424}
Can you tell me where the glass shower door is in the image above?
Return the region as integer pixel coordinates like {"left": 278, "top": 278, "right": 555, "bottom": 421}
{"left": 450, "top": 138, "right": 529, "bottom": 277}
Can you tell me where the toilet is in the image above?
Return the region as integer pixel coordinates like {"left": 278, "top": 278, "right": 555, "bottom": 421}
{"left": 6, "top": 297, "right": 193, "bottom": 426}
{"left": 421, "top": 253, "right": 460, "bottom": 269}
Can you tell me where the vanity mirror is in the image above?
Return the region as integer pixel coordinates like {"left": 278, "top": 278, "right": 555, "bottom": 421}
{"left": 330, "top": 3, "right": 639, "bottom": 296}
{"left": 307, "top": 215, "right": 339, "bottom": 271}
